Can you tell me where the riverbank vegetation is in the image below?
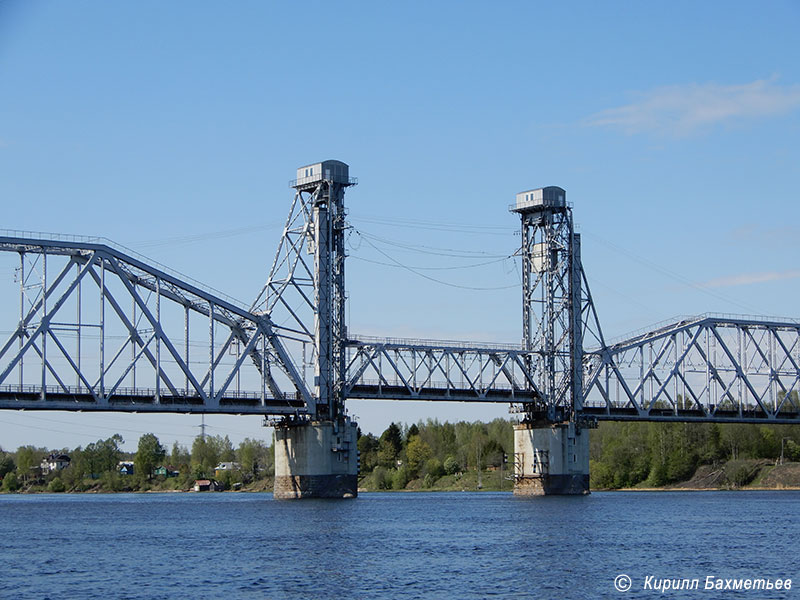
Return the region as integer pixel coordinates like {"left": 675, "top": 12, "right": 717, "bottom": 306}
{"left": 3, "top": 419, "right": 800, "bottom": 493}
{"left": 355, "top": 419, "right": 800, "bottom": 492}
{"left": 589, "top": 421, "right": 800, "bottom": 490}
{"left": 0, "top": 433, "right": 274, "bottom": 493}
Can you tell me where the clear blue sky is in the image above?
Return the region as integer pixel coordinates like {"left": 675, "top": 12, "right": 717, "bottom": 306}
{"left": 1, "top": 1, "right": 799, "bottom": 451}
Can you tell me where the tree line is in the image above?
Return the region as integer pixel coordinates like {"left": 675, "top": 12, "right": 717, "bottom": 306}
{"left": 0, "top": 433, "right": 274, "bottom": 493}
{"left": 590, "top": 421, "right": 800, "bottom": 489}
{"left": 357, "top": 418, "right": 514, "bottom": 490}
{"left": 3, "top": 418, "right": 800, "bottom": 493}
{"left": 358, "top": 418, "right": 800, "bottom": 491}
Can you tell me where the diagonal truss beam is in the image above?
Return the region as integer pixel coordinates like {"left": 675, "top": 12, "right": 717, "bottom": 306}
{"left": 583, "top": 315, "right": 800, "bottom": 423}
{"left": 0, "top": 236, "right": 311, "bottom": 415}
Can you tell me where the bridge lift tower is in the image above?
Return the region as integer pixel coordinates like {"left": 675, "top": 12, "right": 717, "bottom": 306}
{"left": 258, "top": 160, "right": 360, "bottom": 499}
{"left": 511, "top": 187, "right": 595, "bottom": 495}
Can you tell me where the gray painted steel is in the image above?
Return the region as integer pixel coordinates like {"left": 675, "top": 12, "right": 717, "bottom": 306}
{"left": 0, "top": 169, "right": 798, "bottom": 430}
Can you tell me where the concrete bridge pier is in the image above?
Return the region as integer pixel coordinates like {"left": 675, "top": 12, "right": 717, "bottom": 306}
{"left": 273, "top": 417, "right": 359, "bottom": 499}
{"left": 513, "top": 422, "right": 589, "bottom": 495}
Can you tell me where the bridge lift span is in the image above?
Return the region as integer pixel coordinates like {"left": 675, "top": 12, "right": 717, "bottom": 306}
{"left": 1, "top": 160, "right": 799, "bottom": 497}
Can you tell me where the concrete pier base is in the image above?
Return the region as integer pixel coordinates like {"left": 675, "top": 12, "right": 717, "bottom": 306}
{"left": 273, "top": 417, "right": 359, "bottom": 499}
{"left": 513, "top": 422, "right": 589, "bottom": 496}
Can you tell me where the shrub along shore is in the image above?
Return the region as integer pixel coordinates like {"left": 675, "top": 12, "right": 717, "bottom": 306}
{"left": 3, "top": 420, "right": 800, "bottom": 494}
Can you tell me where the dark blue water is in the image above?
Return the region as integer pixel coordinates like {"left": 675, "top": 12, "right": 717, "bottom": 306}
{"left": 1, "top": 491, "right": 797, "bottom": 599}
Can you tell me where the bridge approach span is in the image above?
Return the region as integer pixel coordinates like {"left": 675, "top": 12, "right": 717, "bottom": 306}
{"left": 0, "top": 235, "right": 310, "bottom": 415}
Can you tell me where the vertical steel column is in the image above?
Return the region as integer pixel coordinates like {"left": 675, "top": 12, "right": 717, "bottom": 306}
{"left": 209, "top": 302, "right": 214, "bottom": 400}
{"left": 311, "top": 177, "right": 349, "bottom": 421}
{"left": 313, "top": 193, "right": 332, "bottom": 417}
{"left": 155, "top": 277, "right": 161, "bottom": 403}
{"left": 543, "top": 213, "right": 555, "bottom": 413}
{"left": 77, "top": 262, "right": 82, "bottom": 390}
{"left": 570, "top": 232, "right": 583, "bottom": 412}
{"left": 41, "top": 249, "right": 47, "bottom": 399}
{"left": 184, "top": 305, "right": 189, "bottom": 395}
{"left": 18, "top": 252, "right": 24, "bottom": 389}
{"left": 261, "top": 333, "right": 266, "bottom": 406}
{"left": 332, "top": 182, "right": 348, "bottom": 420}
{"left": 131, "top": 293, "right": 136, "bottom": 391}
{"left": 100, "top": 259, "right": 105, "bottom": 400}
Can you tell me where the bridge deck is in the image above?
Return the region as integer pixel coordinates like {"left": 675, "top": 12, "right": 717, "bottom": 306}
{"left": 584, "top": 407, "right": 800, "bottom": 424}
{"left": 348, "top": 384, "right": 536, "bottom": 402}
{"left": 0, "top": 387, "right": 306, "bottom": 415}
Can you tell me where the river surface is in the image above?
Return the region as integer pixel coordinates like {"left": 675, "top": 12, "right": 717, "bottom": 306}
{"left": 0, "top": 490, "right": 797, "bottom": 599}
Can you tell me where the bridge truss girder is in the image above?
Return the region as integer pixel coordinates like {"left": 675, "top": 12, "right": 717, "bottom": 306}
{"left": 583, "top": 315, "right": 800, "bottom": 424}
{"left": 344, "top": 337, "right": 541, "bottom": 403}
{"left": 0, "top": 236, "right": 310, "bottom": 415}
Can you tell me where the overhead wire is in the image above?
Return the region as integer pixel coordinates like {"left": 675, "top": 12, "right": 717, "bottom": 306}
{"left": 352, "top": 229, "right": 520, "bottom": 291}
{"left": 349, "top": 213, "right": 514, "bottom": 236}
{"left": 132, "top": 222, "right": 281, "bottom": 250}
{"left": 582, "top": 230, "right": 761, "bottom": 313}
{"left": 354, "top": 229, "right": 510, "bottom": 258}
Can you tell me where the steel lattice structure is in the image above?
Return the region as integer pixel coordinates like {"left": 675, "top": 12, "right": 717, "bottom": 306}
{"left": 345, "top": 336, "right": 537, "bottom": 402}
{"left": 583, "top": 314, "right": 800, "bottom": 423}
{"left": 0, "top": 165, "right": 798, "bottom": 427}
{"left": 250, "top": 162, "right": 355, "bottom": 421}
{"left": 0, "top": 235, "right": 309, "bottom": 414}
{"left": 509, "top": 188, "right": 605, "bottom": 424}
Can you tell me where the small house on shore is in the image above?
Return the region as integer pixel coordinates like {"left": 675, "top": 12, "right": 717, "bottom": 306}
{"left": 154, "top": 466, "right": 180, "bottom": 478}
{"left": 214, "top": 462, "right": 240, "bottom": 478}
{"left": 41, "top": 453, "right": 71, "bottom": 475}
{"left": 193, "top": 479, "right": 223, "bottom": 492}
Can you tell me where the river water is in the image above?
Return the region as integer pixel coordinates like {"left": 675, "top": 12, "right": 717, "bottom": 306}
{"left": 1, "top": 490, "right": 797, "bottom": 599}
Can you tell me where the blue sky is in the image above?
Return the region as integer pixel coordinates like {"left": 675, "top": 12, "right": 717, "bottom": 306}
{"left": 1, "top": 1, "right": 799, "bottom": 451}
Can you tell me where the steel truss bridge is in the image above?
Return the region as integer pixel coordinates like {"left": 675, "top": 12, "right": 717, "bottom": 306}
{"left": 1, "top": 162, "right": 799, "bottom": 427}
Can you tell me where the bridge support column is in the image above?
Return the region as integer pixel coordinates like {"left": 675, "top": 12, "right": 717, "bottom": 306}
{"left": 273, "top": 417, "right": 358, "bottom": 499}
{"left": 513, "top": 422, "right": 589, "bottom": 495}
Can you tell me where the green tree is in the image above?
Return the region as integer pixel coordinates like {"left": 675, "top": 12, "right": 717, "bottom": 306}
{"left": 357, "top": 434, "right": 379, "bottom": 472}
{"left": 2, "top": 471, "right": 20, "bottom": 492}
{"left": 48, "top": 477, "right": 66, "bottom": 493}
{"left": 219, "top": 435, "right": 236, "bottom": 462}
{"left": 191, "top": 435, "right": 229, "bottom": 477}
{"left": 0, "top": 453, "right": 15, "bottom": 478}
{"left": 405, "top": 423, "right": 419, "bottom": 443}
{"left": 15, "top": 446, "right": 41, "bottom": 482}
{"left": 443, "top": 455, "right": 460, "bottom": 475}
{"left": 377, "top": 423, "right": 403, "bottom": 468}
{"left": 135, "top": 433, "right": 166, "bottom": 481}
{"left": 405, "top": 436, "right": 433, "bottom": 477}
{"left": 237, "top": 438, "right": 271, "bottom": 480}
{"left": 81, "top": 434, "right": 124, "bottom": 478}
{"left": 170, "top": 442, "right": 191, "bottom": 470}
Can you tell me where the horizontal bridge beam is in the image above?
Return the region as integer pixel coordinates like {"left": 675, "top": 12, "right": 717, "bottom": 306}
{"left": 0, "top": 387, "right": 305, "bottom": 415}
{"left": 586, "top": 407, "right": 800, "bottom": 424}
{"left": 348, "top": 383, "right": 537, "bottom": 403}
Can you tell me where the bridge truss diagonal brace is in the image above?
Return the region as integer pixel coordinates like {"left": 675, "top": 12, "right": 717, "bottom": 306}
{"left": 0, "top": 236, "right": 312, "bottom": 415}
{"left": 344, "top": 339, "right": 543, "bottom": 403}
{"left": 582, "top": 316, "right": 800, "bottom": 424}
